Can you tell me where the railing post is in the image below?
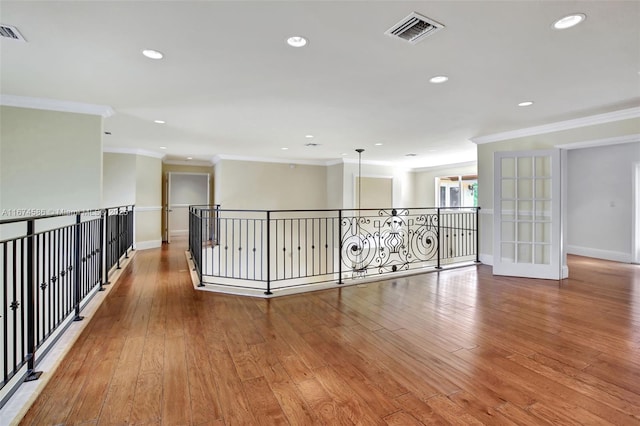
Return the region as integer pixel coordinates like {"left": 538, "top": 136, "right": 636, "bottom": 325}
{"left": 116, "top": 207, "right": 121, "bottom": 269}
{"left": 475, "top": 207, "right": 481, "bottom": 264}
{"left": 104, "top": 208, "right": 111, "bottom": 284}
{"left": 265, "top": 211, "right": 272, "bottom": 295}
{"left": 73, "top": 214, "right": 84, "bottom": 321}
{"left": 338, "top": 209, "right": 343, "bottom": 284}
{"left": 24, "top": 219, "right": 42, "bottom": 382}
{"left": 124, "top": 206, "right": 129, "bottom": 258}
{"left": 97, "top": 210, "right": 105, "bottom": 291}
{"left": 436, "top": 208, "right": 442, "bottom": 270}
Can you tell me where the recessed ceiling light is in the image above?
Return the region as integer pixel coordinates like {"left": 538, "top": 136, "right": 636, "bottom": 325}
{"left": 287, "top": 36, "right": 307, "bottom": 47}
{"left": 281, "top": 147, "right": 289, "bottom": 150}
{"left": 553, "top": 13, "right": 586, "bottom": 30}
{"left": 518, "top": 101, "right": 534, "bottom": 107}
{"left": 374, "top": 143, "right": 383, "bottom": 146}
{"left": 429, "top": 75, "right": 449, "bottom": 84}
{"left": 159, "top": 146, "right": 167, "bottom": 150}
{"left": 341, "top": 153, "right": 348, "bottom": 156}
{"left": 186, "top": 157, "right": 193, "bottom": 160}
{"left": 154, "top": 120, "right": 165, "bottom": 124}
{"left": 305, "top": 134, "right": 314, "bottom": 139}
{"left": 142, "top": 49, "right": 164, "bottom": 59}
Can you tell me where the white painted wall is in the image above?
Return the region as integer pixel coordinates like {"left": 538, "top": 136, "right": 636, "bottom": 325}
{"left": 566, "top": 142, "right": 640, "bottom": 262}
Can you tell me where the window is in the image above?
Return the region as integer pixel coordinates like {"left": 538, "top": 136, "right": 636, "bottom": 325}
{"left": 436, "top": 175, "right": 477, "bottom": 207}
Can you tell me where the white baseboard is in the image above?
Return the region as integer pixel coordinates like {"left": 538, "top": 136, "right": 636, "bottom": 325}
{"left": 169, "top": 230, "right": 188, "bottom": 237}
{"left": 566, "top": 245, "right": 632, "bottom": 263}
{"left": 479, "top": 254, "right": 493, "bottom": 265}
{"left": 135, "top": 239, "right": 162, "bottom": 250}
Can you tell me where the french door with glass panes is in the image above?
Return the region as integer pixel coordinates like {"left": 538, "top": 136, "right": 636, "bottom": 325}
{"left": 493, "top": 150, "right": 562, "bottom": 279}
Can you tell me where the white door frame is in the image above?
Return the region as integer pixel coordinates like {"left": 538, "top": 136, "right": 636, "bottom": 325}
{"left": 167, "top": 172, "right": 210, "bottom": 242}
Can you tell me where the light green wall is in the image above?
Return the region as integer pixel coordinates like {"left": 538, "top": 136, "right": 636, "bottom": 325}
{"left": 341, "top": 162, "right": 413, "bottom": 209}
{"left": 103, "top": 152, "right": 136, "bottom": 207}
{"left": 0, "top": 106, "right": 102, "bottom": 215}
{"left": 326, "top": 163, "right": 344, "bottom": 210}
{"left": 214, "top": 160, "right": 328, "bottom": 210}
{"left": 135, "top": 155, "right": 162, "bottom": 246}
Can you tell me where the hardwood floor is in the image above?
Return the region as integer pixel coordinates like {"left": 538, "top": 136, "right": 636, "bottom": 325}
{"left": 20, "top": 240, "right": 640, "bottom": 425}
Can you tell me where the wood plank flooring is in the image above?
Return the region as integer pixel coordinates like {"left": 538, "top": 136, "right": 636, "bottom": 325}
{"left": 20, "top": 240, "right": 640, "bottom": 425}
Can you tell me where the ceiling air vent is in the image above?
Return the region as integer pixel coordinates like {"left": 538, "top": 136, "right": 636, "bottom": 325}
{"left": 0, "top": 24, "right": 26, "bottom": 42}
{"left": 385, "top": 12, "right": 444, "bottom": 45}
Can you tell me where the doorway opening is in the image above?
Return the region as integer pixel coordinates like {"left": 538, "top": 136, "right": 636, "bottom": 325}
{"left": 165, "top": 172, "right": 210, "bottom": 243}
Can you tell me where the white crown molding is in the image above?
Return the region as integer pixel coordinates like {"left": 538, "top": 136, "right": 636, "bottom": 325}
{"left": 412, "top": 160, "right": 477, "bottom": 173}
{"left": 212, "top": 154, "right": 332, "bottom": 166}
{"left": 554, "top": 133, "right": 640, "bottom": 150}
{"left": 0, "top": 94, "right": 114, "bottom": 117}
{"left": 103, "top": 147, "right": 165, "bottom": 159}
{"left": 163, "top": 159, "right": 213, "bottom": 167}
{"left": 470, "top": 107, "right": 640, "bottom": 145}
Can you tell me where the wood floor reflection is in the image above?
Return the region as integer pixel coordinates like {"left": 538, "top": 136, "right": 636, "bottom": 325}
{"left": 20, "top": 240, "right": 640, "bottom": 425}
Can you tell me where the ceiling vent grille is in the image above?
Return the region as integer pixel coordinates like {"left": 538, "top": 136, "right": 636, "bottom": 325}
{"left": 0, "top": 24, "right": 26, "bottom": 42}
{"left": 385, "top": 12, "right": 444, "bottom": 45}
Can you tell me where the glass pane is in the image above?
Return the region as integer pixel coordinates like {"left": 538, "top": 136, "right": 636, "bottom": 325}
{"left": 501, "top": 201, "right": 515, "bottom": 220}
{"left": 535, "top": 178, "right": 552, "bottom": 199}
{"left": 440, "top": 186, "right": 446, "bottom": 207}
{"left": 501, "top": 157, "right": 515, "bottom": 178}
{"left": 517, "top": 244, "right": 532, "bottom": 264}
{"left": 534, "top": 244, "right": 551, "bottom": 264}
{"left": 449, "top": 186, "right": 460, "bottom": 207}
{"left": 535, "top": 156, "right": 551, "bottom": 178}
{"left": 502, "top": 179, "right": 515, "bottom": 199}
{"left": 518, "top": 222, "right": 532, "bottom": 243}
{"left": 518, "top": 157, "right": 533, "bottom": 178}
{"left": 501, "top": 222, "right": 515, "bottom": 242}
{"left": 501, "top": 243, "right": 515, "bottom": 263}
{"left": 535, "top": 201, "right": 552, "bottom": 220}
{"left": 518, "top": 179, "right": 533, "bottom": 199}
{"left": 534, "top": 222, "right": 552, "bottom": 244}
{"left": 517, "top": 200, "right": 533, "bottom": 220}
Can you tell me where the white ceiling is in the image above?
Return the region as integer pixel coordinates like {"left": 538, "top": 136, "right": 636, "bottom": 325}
{"left": 1, "top": 1, "right": 639, "bottom": 167}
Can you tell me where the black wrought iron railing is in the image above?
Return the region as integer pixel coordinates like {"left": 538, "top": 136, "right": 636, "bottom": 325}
{"left": 0, "top": 205, "right": 134, "bottom": 407}
{"left": 189, "top": 206, "right": 479, "bottom": 295}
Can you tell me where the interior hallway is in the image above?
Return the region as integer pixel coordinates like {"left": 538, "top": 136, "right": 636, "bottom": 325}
{"left": 18, "top": 238, "right": 640, "bottom": 425}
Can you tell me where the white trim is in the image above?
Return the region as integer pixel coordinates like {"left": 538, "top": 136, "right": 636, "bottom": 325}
{"left": 162, "top": 159, "right": 213, "bottom": 167}
{"left": 412, "top": 160, "right": 477, "bottom": 173}
{"left": 471, "top": 107, "right": 640, "bottom": 144}
{"left": 135, "top": 206, "right": 162, "bottom": 212}
{"left": 479, "top": 254, "right": 493, "bottom": 265}
{"left": 212, "top": 154, "right": 330, "bottom": 166}
{"left": 479, "top": 208, "right": 493, "bottom": 215}
{"left": 167, "top": 204, "right": 192, "bottom": 208}
{"left": 103, "top": 147, "right": 165, "bottom": 159}
{"left": 135, "top": 240, "right": 162, "bottom": 250}
{"left": 566, "top": 245, "right": 632, "bottom": 263}
{"left": 0, "top": 94, "right": 114, "bottom": 117}
{"left": 212, "top": 154, "right": 399, "bottom": 168}
{"left": 555, "top": 134, "right": 640, "bottom": 150}
{"left": 170, "top": 230, "right": 189, "bottom": 236}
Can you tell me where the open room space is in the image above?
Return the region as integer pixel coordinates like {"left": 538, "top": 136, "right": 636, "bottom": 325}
{"left": 1, "top": 0, "right": 639, "bottom": 423}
